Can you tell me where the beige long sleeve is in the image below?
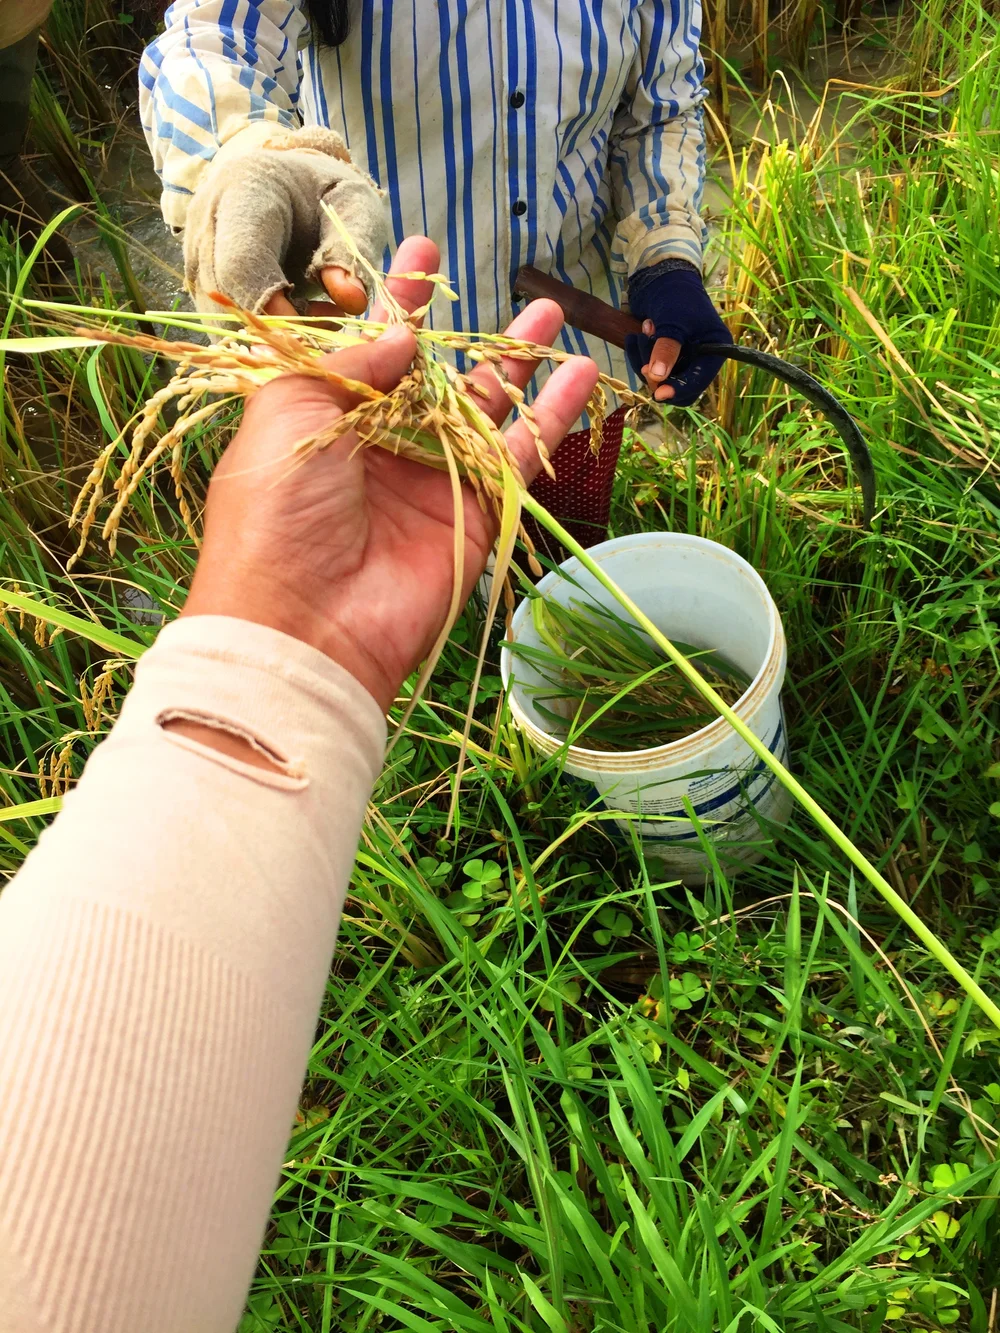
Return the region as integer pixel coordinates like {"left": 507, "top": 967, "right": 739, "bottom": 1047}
{"left": 0, "top": 616, "right": 387, "bottom": 1332}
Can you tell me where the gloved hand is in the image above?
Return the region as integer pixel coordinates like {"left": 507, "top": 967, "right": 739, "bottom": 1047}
{"left": 625, "top": 260, "right": 733, "bottom": 406}
{"left": 182, "top": 124, "right": 388, "bottom": 319}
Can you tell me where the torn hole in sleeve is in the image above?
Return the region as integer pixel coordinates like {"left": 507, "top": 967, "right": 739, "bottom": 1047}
{"left": 157, "top": 708, "right": 309, "bottom": 791}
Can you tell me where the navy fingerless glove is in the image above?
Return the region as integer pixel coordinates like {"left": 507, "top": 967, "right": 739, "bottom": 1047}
{"left": 625, "top": 260, "right": 733, "bottom": 407}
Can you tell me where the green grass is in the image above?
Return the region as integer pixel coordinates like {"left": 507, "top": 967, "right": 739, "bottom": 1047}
{"left": 2, "top": 2, "right": 1000, "bottom": 1329}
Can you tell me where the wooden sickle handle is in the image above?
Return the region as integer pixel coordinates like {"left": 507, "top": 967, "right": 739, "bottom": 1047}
{"left": 513, "top": 265, "right": 641, "bottom": 349}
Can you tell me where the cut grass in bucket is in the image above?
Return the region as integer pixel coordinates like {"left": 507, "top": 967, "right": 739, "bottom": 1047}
{"left": 508, "top": 591, "right": 751, "bottom": 752}
{"left": 3, "top": 204, "right": 999, "bottom": 1040}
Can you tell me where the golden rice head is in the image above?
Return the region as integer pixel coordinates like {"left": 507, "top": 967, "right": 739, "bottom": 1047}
{"left": 63, "top": 287, "right": 650, "bottom": 566}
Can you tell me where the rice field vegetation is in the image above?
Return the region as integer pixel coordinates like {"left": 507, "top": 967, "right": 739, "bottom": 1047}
{"left": 2, "top": 1, "right": 1000, "bottom": 1329}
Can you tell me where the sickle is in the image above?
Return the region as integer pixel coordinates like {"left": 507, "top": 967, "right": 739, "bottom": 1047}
{"left": 513, "top": 265, "right": 875, "bottom": 528}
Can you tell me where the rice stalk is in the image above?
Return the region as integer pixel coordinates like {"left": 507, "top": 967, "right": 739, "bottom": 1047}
{"left": 786, "top": 0, "right": 823, "bottom": 66}
{"left": 0, "top": 581, "right": 62, "bottom": 649}
{"left": 6, "top": 212, "right": 642, "bottom": 601}
{"left": 79, "top": 660, "right": 126, "bottom": 733}
{"left": 37, "top": 740, "right": 77, "bottom": 800}
{"left": 13, "top": 303, "right": 641, "bottom": 579}
{"left": 749, "top": 0, "right": 769, "bottom": 87}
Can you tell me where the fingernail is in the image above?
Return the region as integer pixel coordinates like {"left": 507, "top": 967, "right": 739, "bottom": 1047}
{"left": 650, "top": 361, "right": 667, "bottom": 378}
{"left": 642, "top": 319, "right": 655, "bottom": 335}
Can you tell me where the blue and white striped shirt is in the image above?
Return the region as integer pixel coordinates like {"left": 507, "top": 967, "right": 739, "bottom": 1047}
{"left": 140, "top": 0, "right": 708, "bottom": 377}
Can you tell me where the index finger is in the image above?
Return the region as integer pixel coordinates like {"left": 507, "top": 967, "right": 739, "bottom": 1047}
{"left": 370, "top": 236, "right": 442, "bottom": 326}
{"left": 465, "top": 298, "right": 568, "bottom": 427}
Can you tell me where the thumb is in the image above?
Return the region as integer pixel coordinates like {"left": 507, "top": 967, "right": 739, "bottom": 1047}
{"left": 243, "top": 326, "right": 417, "bottom": 430}
{"left": 309, "top": 325, "right": 417, "bottom": 408}
{"left": 320, "top": 266, "right": 369, "bottom": 313}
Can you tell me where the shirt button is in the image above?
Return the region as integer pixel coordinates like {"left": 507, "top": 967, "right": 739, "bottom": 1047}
{"left": 510, "top": 90, "right": 525, "bottom": 109}
{"left": 512, "top": 200, "right": 527, "bottom": 217}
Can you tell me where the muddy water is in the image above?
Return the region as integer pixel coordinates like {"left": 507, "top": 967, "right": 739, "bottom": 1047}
{"left": 97, "top": 136, "right": 185, "bottom": 309}
{"left": 701, "top": 39, "right": 897, "bottom": 218}
{"left": 46, "top": 127, "right": 186, "bottom": 312}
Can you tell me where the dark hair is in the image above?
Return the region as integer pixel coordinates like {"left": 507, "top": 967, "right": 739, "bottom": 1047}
{"left": 135, "top": 1, "right": 351, "bottom": 48}
{"left": 305, "top": 0, "right": 352, "bottom": 46}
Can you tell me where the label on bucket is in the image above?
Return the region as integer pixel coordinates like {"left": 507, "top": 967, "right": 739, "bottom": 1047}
{"left": 588, "top": 716, "right": 789, "bottom": 851}
{"left": 635, "top": 719, "right": 787, "bottom": 834}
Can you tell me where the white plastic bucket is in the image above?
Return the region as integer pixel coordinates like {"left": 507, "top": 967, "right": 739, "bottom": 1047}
{"left": 499, "top": 532, "right": 793, "bottom": 882}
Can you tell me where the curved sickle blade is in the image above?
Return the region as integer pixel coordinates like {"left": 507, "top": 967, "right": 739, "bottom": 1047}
{"left": 695, "top": 342, "right": 875, "bottom": 528}
{"left": 512, "top": 268, "right": 875, "bottom": 527}
{"left": 511, "top": 267, "right": 876, "bottom": 529}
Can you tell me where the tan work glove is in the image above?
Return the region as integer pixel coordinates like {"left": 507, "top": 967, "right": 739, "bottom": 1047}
{"left": 183, "top": 123, "right": 388, "bottom": 318}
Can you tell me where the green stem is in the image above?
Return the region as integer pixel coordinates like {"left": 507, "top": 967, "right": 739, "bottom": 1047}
{"left": 520, "top": 491, "right": 1000, "bottom": 1034}
{"left": 530, "top": 596, "right": 565, "bottom": 658}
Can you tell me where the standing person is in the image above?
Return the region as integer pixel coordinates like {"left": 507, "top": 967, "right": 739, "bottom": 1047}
{"left": 0, "top": 3, "right": 49, "bottom": 208}
{"left": 0, "top": 0, "right": 71, "bottom": 264}
{"left": 140, "top": 0, "right": 732, "bottom": 555}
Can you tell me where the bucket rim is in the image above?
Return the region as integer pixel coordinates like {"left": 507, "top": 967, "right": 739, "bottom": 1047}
{"left": 499, "top": 531, "right": 784, "bottom": 773}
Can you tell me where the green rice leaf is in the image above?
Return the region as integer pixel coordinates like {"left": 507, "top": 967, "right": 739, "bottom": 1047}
{"left": 0, "top": 588, "right": 147, "bottom": 658}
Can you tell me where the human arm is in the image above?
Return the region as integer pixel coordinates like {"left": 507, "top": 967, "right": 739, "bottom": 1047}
{"left": 609, "top": 0, "right": 708, "bottom": 279}
{"left": 0, "top": 238, "right": 599, "bottom": 1331}
{"left": 138, "top": 0, "right": 308, "bottom": 230}
{"left": 139, "top": 0, "right": 377, "bottom": 315}
{"left": 609, "top": 1, "right": 732, "bottom": 403}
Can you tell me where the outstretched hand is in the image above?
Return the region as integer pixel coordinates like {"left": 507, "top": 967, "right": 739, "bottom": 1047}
{"left": 183, "top": 237, "right": 599, "bottom": 712}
